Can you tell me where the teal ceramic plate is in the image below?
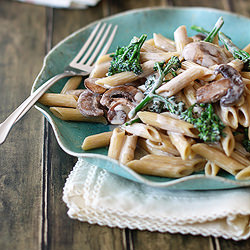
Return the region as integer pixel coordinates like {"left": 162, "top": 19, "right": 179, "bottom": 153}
{"left": 32, "top": 7, "right": 250, "bottom": 190}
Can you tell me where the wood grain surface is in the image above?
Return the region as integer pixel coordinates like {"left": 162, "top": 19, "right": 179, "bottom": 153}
{"left": 0, "top": 0, "right": 250, "bottom": 249}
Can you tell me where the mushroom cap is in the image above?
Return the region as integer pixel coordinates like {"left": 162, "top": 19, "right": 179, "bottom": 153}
{"left": 191, "top": 33, "right": 206, "bottom": 42}
{"left": 107, "top": 99, "right": 134, "bottom": 124}
{"left": 84, "top": 77, "right": 107, "bottom": 94}
{"left": 77, "top": 89, "right": 104, "bottom": 117}
{"left": 100, "top": 85, "right": 144, "bottom": 108}
{"left": 182, "top": 41, "right": 228, "bottom": 67}
{"left": 196, "top": 78, "right": 231, "bottom": 104}
{"left": 214, "top": 64, "right": 244, "bottom": 106}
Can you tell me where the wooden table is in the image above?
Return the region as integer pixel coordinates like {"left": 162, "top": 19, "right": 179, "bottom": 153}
{"left": 1, "top": 0, "right": 250, "bottom": 249}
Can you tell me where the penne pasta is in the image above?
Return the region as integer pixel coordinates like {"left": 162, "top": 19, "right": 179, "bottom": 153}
{"left": 140, "top": 154, "right": 205, "bottom": 171}
{"left": 95, "top": 54, "right": 112, "bottom": 64}
{"left": 204, "top": 161, "right": 220, "bottom": 176}
{"left": 244, "top": 78, "right": 250, "bottom": 94}
{"left": 119, "top": 135, "right": 138, "bottom": 164}
{"left": 150, "top": 133, "right": 179, "bottom": 155}
{"left": 221, "top": 126, "right": 235, "bottom": 156}
{"left": 39, "top": 93, "right": 78, "bottom": 108}
{"left": 141, "top": 42, "right": 165, "bottom": 53}
{"left": 82, "top": 131, "right": 113, "bottom": 150}
{"left": 60, "top": 76, "right": 82, "bottom": 94}
{"left": 237, "top": 101, "right": 250, "bottom": 127}
{"left": 182, "top": 61, "right": 215, "bottom": 81}
{"left": 124, "top": 123, "right": 162, "bottom": 142}
{"left": 174, "top": 25, "right": 192, "bottom": 53}
{"left": 137, "top": 138, "right": 176, "bottom": 156}
{"left": 235, "top": 166, "right": 250, "bottom": 180}
{"left": 153, "top": 33, "right": 176, "bottom": 52}
{"left": 156, "top": 67, "right": 206, "bottom": 96}
{"left": 89, "top": 61, "right": 111, "bottom": 78}
{"left": 231, "top": 151, "right": 250, "bottom": 167}
{"left": 49, "top": 107, "right": 108, "bottom": 124}
{"left": 183, "top": 85, "right": 197, "bottom": 107}
{"left": 108, "top": 128, "right": 125, "bottom": 160}
{"left": 127, "top": 159, "right": 195, "bottom": 178}
{"left": 192, "top": 143, "right": 246, "bottom": 175}
{"left": 95, "top": 60, "right": 155, "bottom": 87}
{"left": 227, "top": 59, "right": 244, "bottom": 72}
{"left": 168, "top": 131, "right": 192, "bottom": 160}
{"left": 137, "top": 111, "right": 199, "bottom": 138}
{"left": 235, "top": 142, "right": 250, "bottom": 157}
{"left": 140, "top": 52, "right": 180, "bottom": 63}
{"left": 215, "top": 104, "right": 238, "bottom": 129}
{"left": 241, "top": 72, "right": 250, "bottom": 79}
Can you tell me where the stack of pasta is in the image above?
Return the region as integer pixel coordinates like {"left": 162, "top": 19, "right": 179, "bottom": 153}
{"left": 39, "top": 22, "right": 250, "bottom": 180}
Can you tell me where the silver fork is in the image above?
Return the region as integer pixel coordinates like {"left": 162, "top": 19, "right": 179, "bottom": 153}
{"left": 0, "top": 22, "right": 118, "bottom": 144}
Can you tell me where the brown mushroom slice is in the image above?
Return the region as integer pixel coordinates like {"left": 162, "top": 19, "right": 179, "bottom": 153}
{"left": 84, "top": 77, "right": 107, "bottom": 94}
{"left": 77, "top": 89, "right": 104, "bottom": 117}
{"left": 191, "top": 33, "right": 206, "bottom": 42}
{"left": 107, "top": 99, "right": 134, "bottom": 124}
{"left": 100, "top": 85, "right": 144, "bottom": 108}
{"left": 182, "top": 41, "right": 228, "bottom": 67}
{"left": 196, "top": 78, "right": 231, "bottom": 104}
{"left": 214, "top": 64, "right": 244, "bottom": 106}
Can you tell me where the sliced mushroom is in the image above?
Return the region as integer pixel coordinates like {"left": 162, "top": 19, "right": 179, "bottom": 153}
{"left": 100, "top": 85, "right": 144, "bottom": 108}
{"left": 191, "top": 33, "right": 206, "bottom": 42}
{"left": 214, "top": 64, "right": 244, "bottom": 106}
{"left": 182, "top": 41, "right": 228, "bottom": 67}
{"left": 84, "top": 77, "right": 107, "bottom": 94}
{"left": 107, "top": 99, "right": 134, "bottom": 124}
{"left": 196, "top": 78, "right": 231, "bottom": 103}
{"left": 77, "top": 89, "right": 104, "bottom": 117}
{"left": 196, "top": 64, "right": 244, "bottom": 106}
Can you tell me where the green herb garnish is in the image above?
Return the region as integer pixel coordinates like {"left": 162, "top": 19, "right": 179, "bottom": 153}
{"left": 180, "top": 103, "right": 225, "bottom": 142}
{"left": 108, "top": 34, "right": 147, "bottom": 76}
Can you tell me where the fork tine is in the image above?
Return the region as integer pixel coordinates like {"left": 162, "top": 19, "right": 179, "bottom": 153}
{"left": 96, "top": 24, "right": 118, "bottom": 60}
{"left": 86, "top": 24, "right": 112, "bottom": 66}
{"left": 72, "top": 22, "right": 101, "bottom": 63}
{"left": 78, "top": 23, "right": 107, "bottom": 64}
{"left": 86, "top": 24, "right": 118, "bottom": 66}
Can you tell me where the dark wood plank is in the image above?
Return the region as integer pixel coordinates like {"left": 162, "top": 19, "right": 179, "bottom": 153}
{"left": 229, "top": 0, "right": 250, "bottom": 16}
{"left": 0, "top": 1, "right": 46, "bottom": 249}
{"left": 107, "top": 0, "right": 166, "bottom": 13}
{"left": 172, "top": 0, "right": 229, "bottom": 9}
{"left": 132, "top": 231, "right": 214, "bottom": 250}
{"left": 45, "top": 4, "right": 125, "bottom": 250}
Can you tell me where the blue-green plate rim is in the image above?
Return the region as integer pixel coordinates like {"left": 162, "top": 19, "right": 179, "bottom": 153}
{"left": 31, "top": 6, "right": 250, "bottom": 189}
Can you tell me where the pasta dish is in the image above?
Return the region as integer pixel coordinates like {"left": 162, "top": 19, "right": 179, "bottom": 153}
{"left": 39, "top": 17, "right": 250, "bottom": 180}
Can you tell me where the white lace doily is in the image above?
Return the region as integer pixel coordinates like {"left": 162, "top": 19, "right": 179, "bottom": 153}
{"left": 63, "top": 158, "right": 250, "bottom": 240}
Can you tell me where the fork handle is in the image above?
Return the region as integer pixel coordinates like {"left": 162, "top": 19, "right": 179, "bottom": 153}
{"left": 0, "top": 71, "right": 86, "bottom": 145}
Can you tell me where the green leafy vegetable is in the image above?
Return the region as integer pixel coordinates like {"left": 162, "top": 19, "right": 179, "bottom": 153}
{"left": 128, "top": 56, "right": 181, "bottom": 118}
{"left": 204, "top": 16, "right": 224, "bottom": 43}
{"left": 242, "top": 128, "right": 250, "bottom": 152}
{"left": 180, "top": 103, "right": 225, "bottom": 142}
{"left": 190, "top": 25, "right": 209, "bottom": 35}
{"left": 219, "top": 32, "right": 250, "bottom": 71}
{"left": 150, "top": 94, "right": 185, "bottom": 116}
{"left": 108, "top": 34, "right": 147, "bottom": 76}
{"left": 146, "top": 98, "right": 165, "bottom": 113}
{"left": 125, "top": 117, "right": 141, "bottom": 126}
